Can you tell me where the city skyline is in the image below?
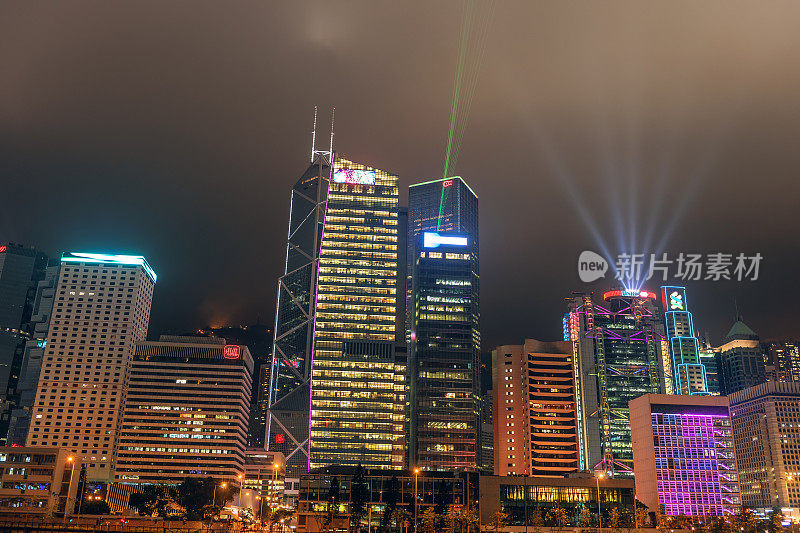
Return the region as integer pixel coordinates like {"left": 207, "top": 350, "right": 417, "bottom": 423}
{"left": 2, "top": 2, "right": 800, "bottom": 350}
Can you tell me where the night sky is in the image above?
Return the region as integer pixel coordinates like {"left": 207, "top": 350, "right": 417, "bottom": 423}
{"left": 2, "top": 1, "right": 799, "bottom": 348}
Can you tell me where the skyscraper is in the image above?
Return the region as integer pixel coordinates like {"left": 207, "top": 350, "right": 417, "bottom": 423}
{"left": 729, "top": 381, "right": 800, "bottom": 517}
{"left": 661, "top": 286, "right": 708, "bottom": 395}
{"left": 492, "top": 339, "right": 579, "bottom": 477}
{"left": 26, "top": 252, "right": 156, "bottom": 482}
{"left": 700, "top": 341, "right": 723, "bottom": 395}
{"left": 630, "top": 394, "right": 741, "bottom": 516}
{"left": 0, "top": 243, "right": 48, "bottom": 443}
{"left": 113, "top": 336, "right": 252, "bottom": 486}
{"left": 267, "top": 152, "right": 331, "bottom": 477}
{"left": 7, "top": 262, "right": 61, "bottom": 445}
{"left": 719, "top": 319, "right": 765, "bottom": 395}
{"left": 409, "top": 232, "right": 479, "bottom": 470}
{"left": 407, "top": 177, "right": 478, "bottom": 343}
{"left": 766, "top": 341, "right": 800, "bottom": 382}
{"left": 309, "top": 157, "right": 404, "bottom": 470}
{"left": 565, "top": 289, "right": 667, "bottom": 477}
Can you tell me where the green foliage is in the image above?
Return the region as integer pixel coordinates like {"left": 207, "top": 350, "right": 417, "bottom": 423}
{"left": 547, "top": 507, "right": 569, "bottom": 532}
{"left": 489, "top": 508, "right": 508, "bottom": 533}
{"left": 421, "top": 507, "right": 438, "bottom": 533}
{"left": 349, "top": 465, "right": 370, "bottom": 531}
{"left": 128, "top": 485, "right": 176, "bottom": 517}
{"left": 381, "top": 475, "right": 400, "bottom": 532}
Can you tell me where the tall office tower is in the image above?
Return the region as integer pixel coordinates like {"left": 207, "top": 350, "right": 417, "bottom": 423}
{"left": 630, "top": 394, "right": 741, "bottom": 517}
{"left": 492, "top": 339, "right": 578, "bottom": 477}
{"left": 661, "top": 286, "right": 708, "bottom": 395}
{"left": 267, "top": 151, "right": 331, "bottom": 477}
{"left": 0, "top": 244, "right": 49, "bottom": 442}
{"left": 409, "top": 232, "right": 479, "bottom": 470}
{"left": 700, "top": 341, "right": 723, "bottom": 395}
{"left": 113, "top": 336, "right": 252, "bottom": 486}
{"left": 719, "top": 319, "right": 766, "bottom": 395}
{"left": 729, "top": 382, "right": 800, "bottom": 517}
{"left": 565, "top": 289, "right": 667, "bottom": 477}
{"left": 766, "top": 341, "right": 800, "bottom": 382}
{"left": 7, "top": 262, "right": 61, "bottom": 445}
{"left": 310, "top": 157, "right": 403, "bottom": 470}
{"left": 26, "top": 252, "right": 156, "bottom": 482}
{"left": 407, "top": 177, "right": 478, "bottom": 343}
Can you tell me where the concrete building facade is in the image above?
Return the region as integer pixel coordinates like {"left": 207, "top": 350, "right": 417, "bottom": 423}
{"left": 26, "top": 252, "right": 156, "bottom": 482}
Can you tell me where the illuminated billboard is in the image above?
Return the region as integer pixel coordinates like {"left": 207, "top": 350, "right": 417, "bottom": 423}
{"left": 661, "top": 286, "right": 687, "bottom": 311}
{"left": 223, "top": 345, "right": 242, "bottom": 360}
{"left": 332, "top": 168, "right": 376, "bottom": 185}
{"left": 423, "top": 232, "right": 468, "bottom": 249}
{"left": 603, "top": 289, "right": 657, "bottom": 300}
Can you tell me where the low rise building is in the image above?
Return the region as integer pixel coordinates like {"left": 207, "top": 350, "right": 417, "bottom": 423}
{"left": 630, "top": 394, "right": 741, "bottom": 517}
{"left": 478, "top": 474, "right": 636, "bottom": 528}
{"left": 296, "top": 466, "right": 475, "bottom": 533}
{"left": 0, "top": 447, "right": 80, "bottom": 518}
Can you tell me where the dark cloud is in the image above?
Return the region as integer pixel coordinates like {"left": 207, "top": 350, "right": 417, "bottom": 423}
{"left": 2, "top": 1, "right": 799, "bottom": 347}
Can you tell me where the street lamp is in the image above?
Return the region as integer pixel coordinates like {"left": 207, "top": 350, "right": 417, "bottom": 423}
{"left": 63, "top": 456, "right": 76, "bottom": 525}
{"left": 596, "top": 471, "right": 605, "bottom": 533}
{"left": 414, "top": 468, "right": 421, "bottom": 533}
{"left": 270, "top": 462, "right": 281, "bottom": 508}
{"left": 237, "top": 474, "right": 244, "bottom": 508}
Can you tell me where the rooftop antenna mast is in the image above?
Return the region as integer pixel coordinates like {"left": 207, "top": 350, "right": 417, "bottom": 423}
{"left": 311, "top": 106, "right": 335, "bottom": 163}
{"left": 310, "top": 106, "right": 318, "bottom": 162}
{"left": 329, "top": 107, "right": 335, "bottom": 155}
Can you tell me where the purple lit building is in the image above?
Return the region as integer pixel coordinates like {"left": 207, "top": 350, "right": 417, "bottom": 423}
{"left": 630, "top": 394, "right": 741, "bottom": 516}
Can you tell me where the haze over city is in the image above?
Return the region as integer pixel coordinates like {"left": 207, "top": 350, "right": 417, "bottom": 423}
{"left": 3, "top": 1, "right": 799, "bottom": 347}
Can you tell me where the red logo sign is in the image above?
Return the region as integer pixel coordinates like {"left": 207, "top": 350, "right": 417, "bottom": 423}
{"left": 275, "top": 434, "right": 285, "bottom": 444}
{"left": 442, "top": 180, "right": 453, "bottom": 187}
{"left": 223, "top": 345, "right": 241, "bottom": 359}
{"left": 0, "top": 246, "right": 6, "bottom": 253}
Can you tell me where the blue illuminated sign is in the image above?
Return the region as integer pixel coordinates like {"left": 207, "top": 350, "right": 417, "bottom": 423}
{"left": 422, "top": 232, "right": 468, "bottom": 249}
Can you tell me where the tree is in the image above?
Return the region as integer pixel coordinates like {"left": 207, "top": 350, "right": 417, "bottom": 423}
{"left": 609, "top": 507, "right": 623, "bottom": 533}
{"left": 769, "top": 508, "right": 787, "bottom": 533}
{"left": 579, "top": 507, "right": 595, "bottom": 528}
{"left": 634, "top": 505, "right": 650, "bottom": 530}
{"left": 381, "top": 476, "right": 400, "bottom": 533}
{"left": 709, "top": 516, "right": 734, "bottom": 533}
{"left": 463, "top": 505, "right": 480, "bottom": 533}
{"left": 128, "top": 485, "right": 177, "bottom": 517}
{"left": 529, "top": 507, "right": 545, "bottom": 533}
{"left": 129, "top": 485, "right": 162, "bottom": 517}
{"left": 733, "top": 509, "right": 760, "bottom": 533}
{"left": 421, "top": 507, "right": 438, "bottom": 533}
{"left": 488, "top": 508, "right": 508, "bottom": 533}
{"left": 176, "top": 477, "right": 236, "bottom": 521}
{"left": 81, "top": 499, "right": 111, "bottom": 515}
{"left": 548, "top": 507, "right": 570, "bottom": 533}
{"left": 349, "top": 465, "right": 370, "bottom": 532}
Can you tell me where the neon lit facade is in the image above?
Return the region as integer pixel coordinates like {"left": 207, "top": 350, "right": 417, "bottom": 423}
{"left": 566, "top": 290, "right": 667, "bottom": 477}
{"left": 409, "top": 236, "right": 479, "bottom": 470}
{"left": 309, "top": 157, "right": 404, "bottom": 470}
{"left": 661, "top": 286, "right": 709, "bottom": 395}
{"left": 630, "top": 394, "right": 741, "bottom": 517}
